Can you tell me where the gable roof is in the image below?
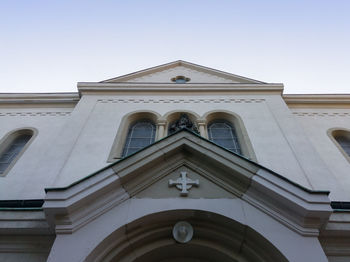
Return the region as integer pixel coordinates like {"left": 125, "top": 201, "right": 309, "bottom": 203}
{"left": 44, "top": 129, "right": 331, "bottom": 235}
{"left": 100, "top": 60, "right": 266, "bottom": 84}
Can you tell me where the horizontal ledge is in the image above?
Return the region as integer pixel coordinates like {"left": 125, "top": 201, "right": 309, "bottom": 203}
{"left": 78, "top": 82, "right": 284, "bottom": 88}
{"left": 284, "top": 94, "right": 350, "bottom": 104}
{"left": 0, "top": 199, "right": 44, "bottom": 208}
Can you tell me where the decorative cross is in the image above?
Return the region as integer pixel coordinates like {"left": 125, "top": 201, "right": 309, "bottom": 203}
{"left": 169, "top": 171, "right": 199, "bottom": 196}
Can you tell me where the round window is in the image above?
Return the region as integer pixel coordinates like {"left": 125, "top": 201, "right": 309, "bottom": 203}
{"left": 171, "top": 76, "right": 190, "bottom": 83}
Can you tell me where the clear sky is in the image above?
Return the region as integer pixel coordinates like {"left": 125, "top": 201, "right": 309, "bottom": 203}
{"left": 1, "top": 0, "right": 349, "bottom": 94}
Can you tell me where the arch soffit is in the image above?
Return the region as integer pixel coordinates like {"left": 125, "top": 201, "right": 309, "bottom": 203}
{"left": 85, "top": 209, "right": 288, "bottom": 262}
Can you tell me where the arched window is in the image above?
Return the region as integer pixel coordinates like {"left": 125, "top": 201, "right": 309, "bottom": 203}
{"left": 334, "top": 131, "right": 350, "bottom": 157}
{"left": 0, "top": 130, "right": 33, "bottom": 175}
{"left": 122, "top": 121, "right": 156, "bottom": 157}
{"left": 207, "top": 120, "right": 242, "bottom": 155}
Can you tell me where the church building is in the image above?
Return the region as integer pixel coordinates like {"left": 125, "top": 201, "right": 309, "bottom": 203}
{"left": 0, "top": 61, "right": 349, "bottom": 261}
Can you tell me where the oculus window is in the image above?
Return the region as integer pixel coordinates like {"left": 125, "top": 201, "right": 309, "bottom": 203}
{"left": 171, "top": 76, "right": 190, "bottom": 83}
{"left": 122, "top": 121, "right": 156, "bottom": 157}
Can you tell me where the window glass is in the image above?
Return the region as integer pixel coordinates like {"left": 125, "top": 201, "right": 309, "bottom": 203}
{"left": 175, "top": 78, "right": 187, "bottom": 83}
{"left": 122, "top": 121, "right": 156, "bottom": 157}
{"left": 208, "top": 121, "right": 242, "bottom": 155}
{"left": 0, "top": 134, "right": 32, "bottom": 174}
{"left": 335, "top": 135, "right": 350, "bottom": 156}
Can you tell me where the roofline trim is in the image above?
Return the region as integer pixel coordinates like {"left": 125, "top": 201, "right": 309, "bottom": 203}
{"left": 45, "top": 128, "right": 329, "bottom": 196}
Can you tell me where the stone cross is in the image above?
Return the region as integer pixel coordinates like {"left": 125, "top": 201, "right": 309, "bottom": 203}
{"left": 169, "top": 171, "right": 199, "bottom": 196}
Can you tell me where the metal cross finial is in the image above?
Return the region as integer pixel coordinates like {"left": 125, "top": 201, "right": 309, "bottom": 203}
{"left": 169, "top": 171, "right": 199, "bottom": 196}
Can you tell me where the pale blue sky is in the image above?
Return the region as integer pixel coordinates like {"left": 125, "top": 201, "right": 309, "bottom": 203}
{"left": 1, "top": 0, "right": 349, "bottom": 94}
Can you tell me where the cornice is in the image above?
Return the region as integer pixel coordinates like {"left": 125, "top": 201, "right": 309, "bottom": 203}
{"left": 77, "top": 82, "right": 284, "bottom": 95}
{"left": 0, "top": 92, "right": 80, "bottom": 105}
{"left": 284, "top": 94, "right": 350, "bottom": 106}
{"left": 0, "top": 210, "right": 52, "bottom": 234}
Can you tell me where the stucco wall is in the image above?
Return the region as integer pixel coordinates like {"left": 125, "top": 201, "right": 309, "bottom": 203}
{"left": 293, "top": 108, "right": 350, "bottom": 200}
{"left": 0, "top": 107, "right": 72, "bottom": 199}
{"left": 0, "top": 93, "right": 348, "bottom": 200}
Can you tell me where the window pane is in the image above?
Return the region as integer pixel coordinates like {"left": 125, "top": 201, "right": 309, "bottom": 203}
{"left": 122, "top": 121, "right": 156, "bottom": 157}
{"left": 0, "top": 133, "right": 32, "bottom": 174}
{"left": 208, "top": 121, "right": 242, "bottom": 155}
{"left": 129, "top": 138, "right": 153, "bottom": 147}
{"left": 336, "top": 135, "right": 350, "bottom": 156}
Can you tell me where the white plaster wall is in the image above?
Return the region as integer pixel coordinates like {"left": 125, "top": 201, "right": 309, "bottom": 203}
{"left": 53, "top": 93, "right": 323, "bottom": 193}
{"left": 0, "top": 94, "right": 346, "bottom": 201}
{"left": 293, "top": 108, "right": 350, "bottom": 200}
{"left": 0, "top": 107, "right": 72, "bottom": 199}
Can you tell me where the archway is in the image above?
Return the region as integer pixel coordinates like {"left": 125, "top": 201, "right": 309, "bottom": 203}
{"left": 86, "top": 210, "right": 288, "bottom": 262}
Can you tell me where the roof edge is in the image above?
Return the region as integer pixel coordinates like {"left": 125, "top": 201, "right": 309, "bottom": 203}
{"left": 100, "top": 60, "right": 267, "bottom": 84}
{"left": 45, "top": 129, "right": 329, "bottom": 196}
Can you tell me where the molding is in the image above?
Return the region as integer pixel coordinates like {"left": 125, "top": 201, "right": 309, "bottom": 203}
{"left": 97, "top": 97, "right": 265, "bottom": 104}
{"left": 0, "top": 93, "right": 79, "bottom": 105}
{"left": 0, "top": 235, "right": 54, "bottom": 253}
{"left": 244, "top": 169, "right": 332, "bottom": 236}
{"left": 78, "top": 82, "right": 284, "bottom": 95}
{"left": 292, "top": 112, "right": 350, "bottom": 117}
{"left": 0, "top": 210, "right": 52, "bottom": 235}
{"left": 0, "top": 111, "right": 71, "bottom": 117}
{"left": 319, "top": 212, "right": 350, "bottom": 257}
{"left": 284, "top": 94, "right": 350, "bottom": 103}
{"left": 284, "top": 94, "right": 350, "bottom": 109}
{"left": 44, "top": 168, "right": 129, "bottom": 234}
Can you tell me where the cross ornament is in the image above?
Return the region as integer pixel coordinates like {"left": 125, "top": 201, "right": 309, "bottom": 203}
{"left": 169, "top": 171, "right": 199, "bottom": 196}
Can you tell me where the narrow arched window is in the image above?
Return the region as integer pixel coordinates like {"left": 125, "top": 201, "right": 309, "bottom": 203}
{"left": 122, "top": 121, "right": 156, "bottom": 157}
{"left": 334, "top": 133, "right": 350, "bottom": 156}
{"left": 0, "top": 131, "right": 33, "bottom": 174}
{"left": 208, "top": 120, "right": 242, "bottom": 155}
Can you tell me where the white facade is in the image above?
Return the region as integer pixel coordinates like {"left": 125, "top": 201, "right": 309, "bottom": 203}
{"left": 0, "top": 61, "right": 349, "bottom": 261}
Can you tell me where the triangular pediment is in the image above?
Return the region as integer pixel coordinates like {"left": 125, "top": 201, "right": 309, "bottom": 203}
{"left": 44, "top": 130, "right": 331, "bottom": 235}
{"left": 136, "top": 163, "right": 236, "bottom": 199}
{"left": 101, "top": 60, "right": 265, "bottom": 84}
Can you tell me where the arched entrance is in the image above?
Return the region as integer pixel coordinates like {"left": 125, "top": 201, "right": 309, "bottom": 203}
{"left": 86, "top": 210, "right": 288, "bottom": 262}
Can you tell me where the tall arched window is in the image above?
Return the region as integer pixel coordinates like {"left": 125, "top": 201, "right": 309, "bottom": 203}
{"left": 208, "top": 120, "right": 242, "bottom": 155}
{"left": 122, "top": 120, "right": 156, "bottom": 157}
{"left": 0, "top": 130, "right": 34, "bottom": 175}
{"left": 334, "top": 132, "right": 350, "bottom": 157}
